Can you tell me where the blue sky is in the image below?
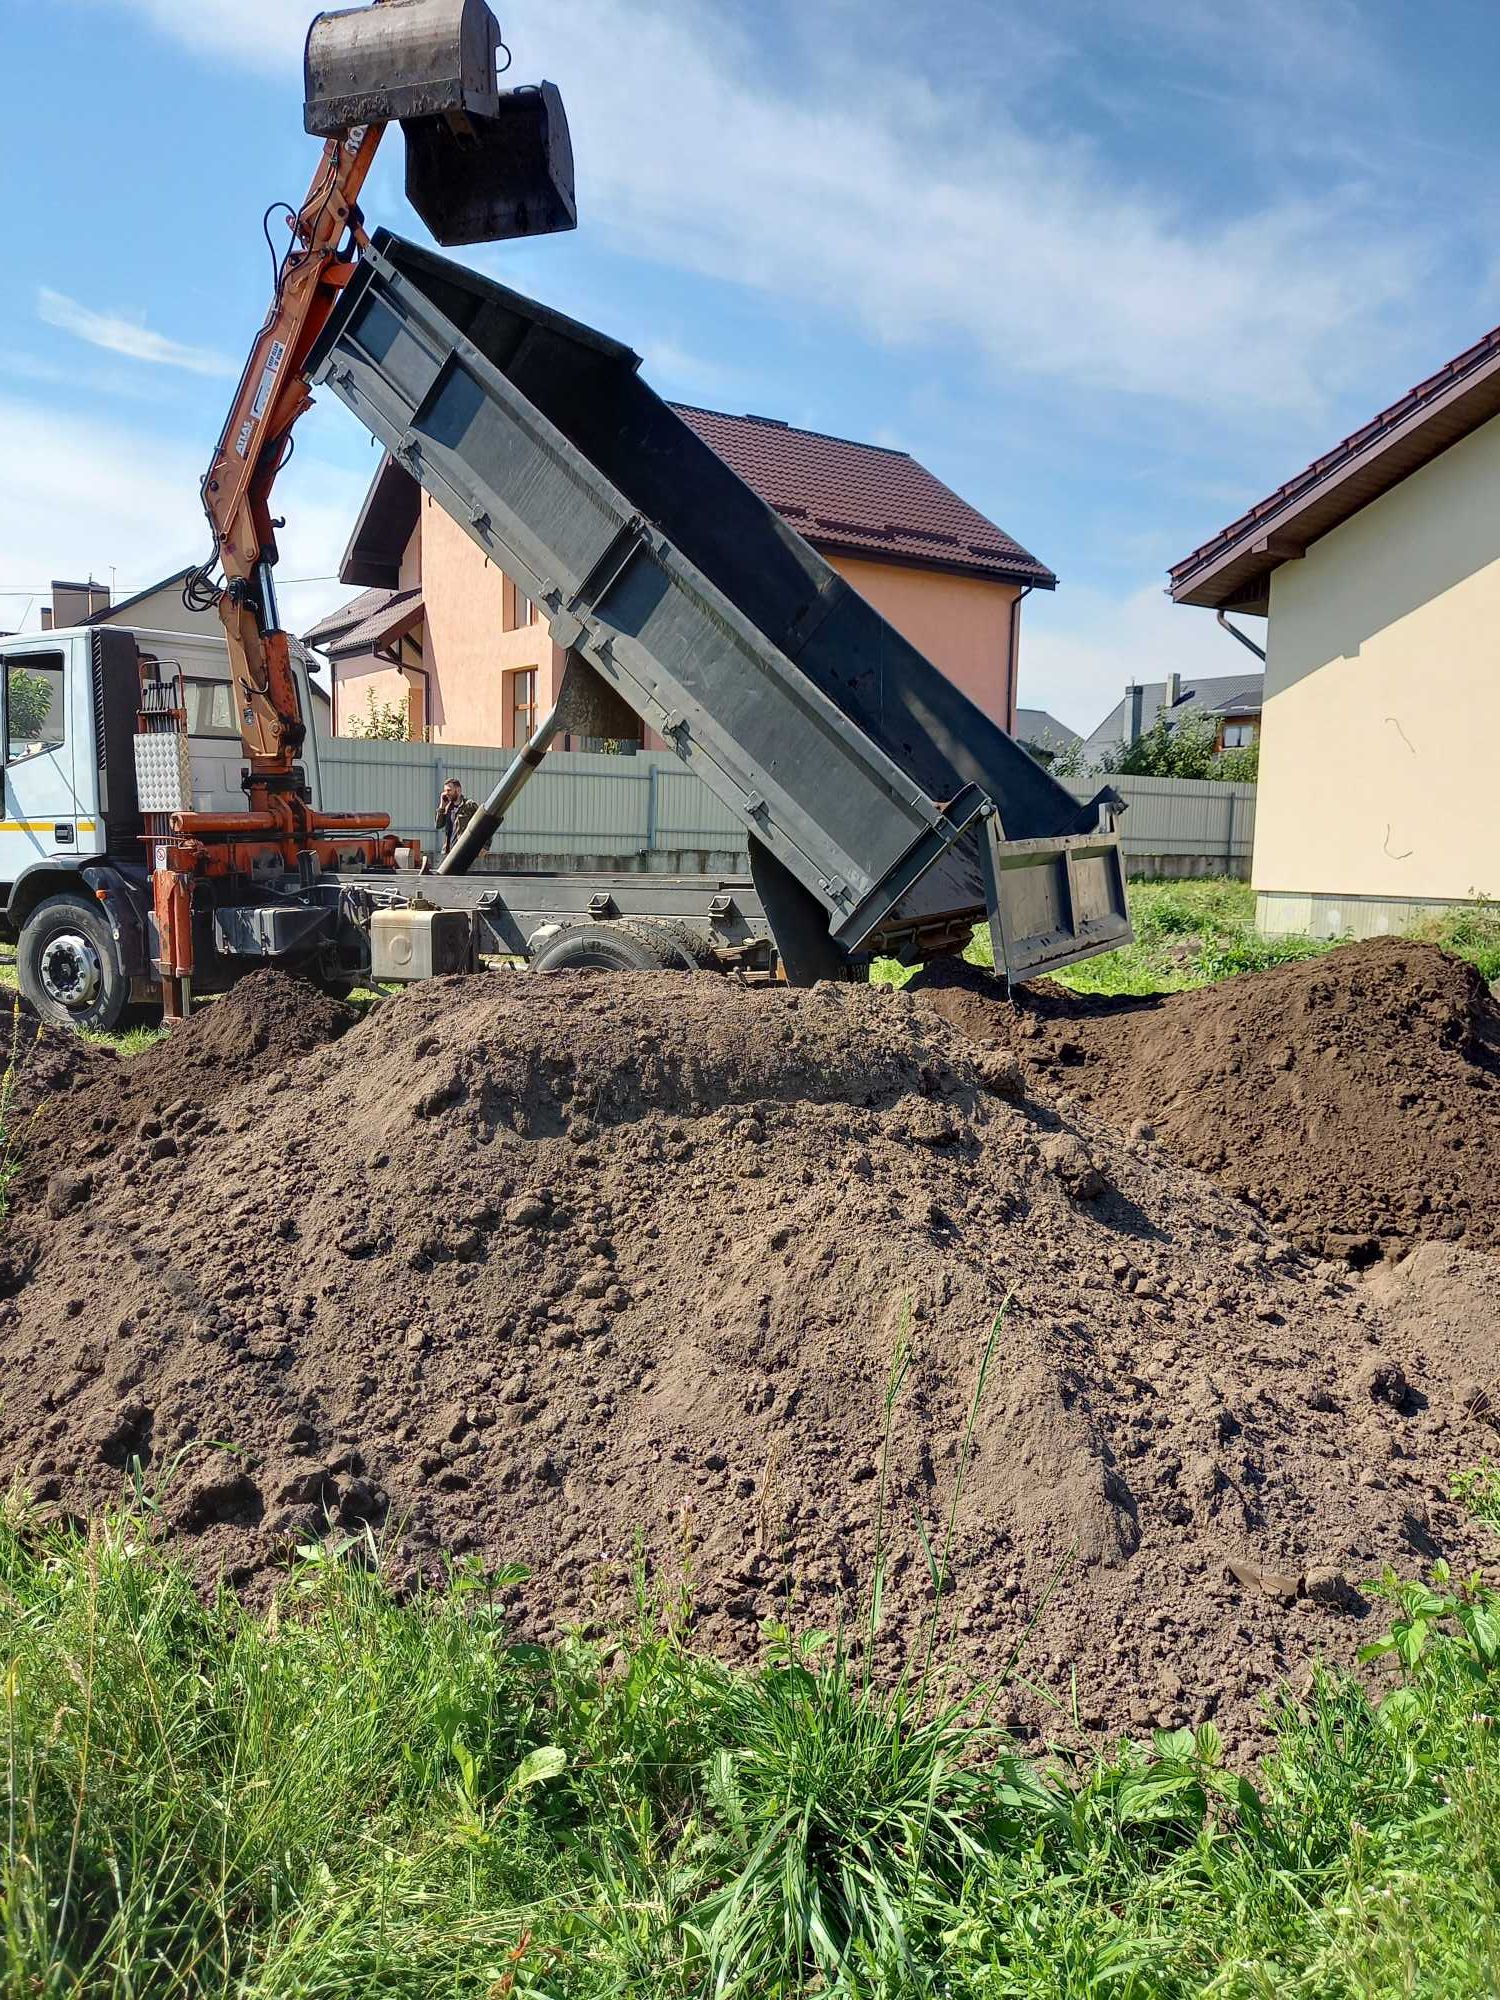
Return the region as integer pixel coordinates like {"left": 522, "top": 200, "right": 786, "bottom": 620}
{"left": 2, "top": 0, "right": 1498, "bottom": 728}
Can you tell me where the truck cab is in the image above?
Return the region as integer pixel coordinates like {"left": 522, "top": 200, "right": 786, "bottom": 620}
{"left": 2, "top": 624, "right": 325, "bottom": 1029}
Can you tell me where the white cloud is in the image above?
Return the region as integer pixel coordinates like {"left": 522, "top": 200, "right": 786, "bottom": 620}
{"left": 0, "top": 395, "right": 364, "bottom": 639}
{"left": 1018, "top": 580, "right": 1251, "bottom": 735}
{"left": 74, "top": 0, "right": 309, "bottom": 68}
{"left": 38, "top": 289, "right": 237, "bottom": 379}
{"left": 84, "top": 0, "right": 1429, "bottom": 418}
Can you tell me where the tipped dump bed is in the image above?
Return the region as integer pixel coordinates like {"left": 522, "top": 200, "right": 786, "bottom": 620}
{"left": 309, "top": 232, "right": 1129, "bottom": 979}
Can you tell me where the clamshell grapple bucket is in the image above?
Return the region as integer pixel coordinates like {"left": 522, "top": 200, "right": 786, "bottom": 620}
{"left": 304, "top": 0, "right": 575, "bottom": 246}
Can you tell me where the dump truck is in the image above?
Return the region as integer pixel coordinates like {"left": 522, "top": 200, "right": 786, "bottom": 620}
{"left": 2, "top": 0, "right": 1130, "bottom": 1033}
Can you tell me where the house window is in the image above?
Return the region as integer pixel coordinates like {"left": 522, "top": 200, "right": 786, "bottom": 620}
{"left": 1221, "top": 718, "right": 1256, "bottom": 748}
{"left": 509, "top": 668, "right": 539, "bottom": 745}
{"left": 520, "top": 593, "right": 540, "bottom": 626}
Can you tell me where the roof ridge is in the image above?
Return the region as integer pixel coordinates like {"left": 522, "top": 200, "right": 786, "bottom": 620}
{"left": 668, "top": 402, "right": 914, "bottom": 459}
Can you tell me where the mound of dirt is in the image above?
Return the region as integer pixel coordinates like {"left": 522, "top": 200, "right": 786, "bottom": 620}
{"left": 7, "top": 965, "right": 1500, "bottom": 1759}
{"left": 912, "top": 940, "right": 1500, "bottom": 1261}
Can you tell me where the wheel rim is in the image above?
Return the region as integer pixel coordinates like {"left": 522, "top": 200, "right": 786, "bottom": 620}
{"left": 39, "top": 931, "right": 104, "bottom": 1011}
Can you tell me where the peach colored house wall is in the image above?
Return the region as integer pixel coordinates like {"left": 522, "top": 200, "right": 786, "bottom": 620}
{"left": 334, "top": 503, "right": 1022, "bottom": 745}
{"left": 828, "top": 555, "right": 1019, "bottom": 728}
{"left": 416, "top": 498, "right": 559, "bottom": 746}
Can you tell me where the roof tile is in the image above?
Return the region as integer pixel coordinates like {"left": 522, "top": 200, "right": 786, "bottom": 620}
{"left": 672, "top": 406, "right": 1055, "bottom": 587}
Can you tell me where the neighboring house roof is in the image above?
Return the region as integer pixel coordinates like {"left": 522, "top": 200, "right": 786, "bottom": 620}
{"left": 1170, "top": 324, "right": 1500, "bottom": 613}
{"left": 1083, "top": 672, "right": 1263, "bottom": 756}
{"left": 84, "top": 567, "right": 194, "bottom": 624}
{"left": 1014, "top": 707, "right": 1080, "bottom": 753}
{"left": 305, "top": 586, "right": 424, "bottom": 660}
{"left": 671, "top": 407, "right": 1055, "bottom": 587}
{"left": 340, "top": 455, "right": 422, "bottom": 589}
{"left": 334, "top": 401, "right": 1057, "bottom": 601}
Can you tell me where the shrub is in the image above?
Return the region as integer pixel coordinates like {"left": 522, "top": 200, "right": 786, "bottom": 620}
{"left": 345, "top": 689, "right": 413, "bottom": 741}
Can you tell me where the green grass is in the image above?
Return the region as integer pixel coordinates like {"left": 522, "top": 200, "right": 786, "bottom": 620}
{"left": 875, "top": 880, "right": 1500, "bottom": 999}
{"left": 3, "top": 1497, "right": 1499, "bottom": 1997}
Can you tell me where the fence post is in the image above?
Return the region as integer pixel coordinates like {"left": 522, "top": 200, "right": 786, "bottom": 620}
{"left": 1225, "top": 787, "right": 1237, "bottom": 873}
{"left": 645, "top": 762, "right": 659, "bottom": 853}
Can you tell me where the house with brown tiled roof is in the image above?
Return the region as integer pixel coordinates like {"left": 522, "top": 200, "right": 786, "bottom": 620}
{"left": 306, "top": 406, "right": 1054, "bottom": 747}
{"left": 1170, "top": 323, "right": 1500, "bottom": 939}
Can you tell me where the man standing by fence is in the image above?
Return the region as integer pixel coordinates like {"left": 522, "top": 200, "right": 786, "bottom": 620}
{"left": 435, "top": 778, "right": 478, "bottom": 858}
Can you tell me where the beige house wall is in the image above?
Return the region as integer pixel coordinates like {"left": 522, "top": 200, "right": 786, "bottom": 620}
{"left": 829, "top": 555, "right": 1019, "bottom": 727}
{"left": 1255, "top": 413, "right": 1500, "bottom": 928}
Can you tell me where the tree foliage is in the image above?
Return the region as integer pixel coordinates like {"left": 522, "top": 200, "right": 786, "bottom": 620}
{"left": 1095, "top": 710, "right": 1257, "bottom": 783}
{"left": 6, "top": 668, "right": 56, "bottom": 744}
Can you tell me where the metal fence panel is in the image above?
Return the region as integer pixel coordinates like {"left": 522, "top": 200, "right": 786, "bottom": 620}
{"left": 317, "top": 737, "right": 1256, "bottom": 875}
{"left": 1066, "top": 775, "right": 1255, "bottom": 874}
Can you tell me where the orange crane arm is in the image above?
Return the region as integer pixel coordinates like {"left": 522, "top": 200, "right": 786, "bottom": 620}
{"left": 194, "top": 125, "right": 384, "bottom": 793}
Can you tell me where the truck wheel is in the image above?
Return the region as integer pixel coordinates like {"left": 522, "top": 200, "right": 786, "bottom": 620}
{"left": 629, "top": 919, "right": 721, "bottom": 971}
{"left": 528, "top": 922, "right": 679, "bottom": 974}
{"left": 17, "top": 895, "right": 130, "bottom": 1033}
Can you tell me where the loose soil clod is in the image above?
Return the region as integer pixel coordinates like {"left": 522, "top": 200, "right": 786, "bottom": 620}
{"left": 4, "top": 956, "right": 1499, "bottom": 1759}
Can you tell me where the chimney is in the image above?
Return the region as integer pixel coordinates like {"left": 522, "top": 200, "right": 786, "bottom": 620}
{"left": 1126, "top": 682, "right": 1144, "bottom": 744}
{"left": 1165, "top": 670, "right": 1181, "bottom": 708}
{"left": 48, "top": 579, "right": 112, "bottom": 630}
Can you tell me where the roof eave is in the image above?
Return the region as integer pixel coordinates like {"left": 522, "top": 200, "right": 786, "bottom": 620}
{"left": 1170, "top": 346, "right": 1500, "bottom": 612}
{"left": 809, "top": 533, "right": 1056, "bottom": 590}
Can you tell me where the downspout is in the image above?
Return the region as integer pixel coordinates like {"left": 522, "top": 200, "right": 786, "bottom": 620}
{"left": 1216, "top": 609, "right": 1266, "bottom": 662}
{"left": 375, "top": 640, "right": 432, "bottom": 739}
{"left": 1007, "top": 583, "right": 1033, "bottom": 734}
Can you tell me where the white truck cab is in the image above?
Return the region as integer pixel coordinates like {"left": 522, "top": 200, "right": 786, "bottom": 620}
{"left": 1, "top": 625, "right": 324, "bottom": 1027}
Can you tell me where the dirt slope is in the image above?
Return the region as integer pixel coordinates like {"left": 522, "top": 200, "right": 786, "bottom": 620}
{"left": 6, "top": 965, "right": 1499, "bottom": 1758}
{"left": 912, "top": 939, "right": 1500, "bottom": 1261}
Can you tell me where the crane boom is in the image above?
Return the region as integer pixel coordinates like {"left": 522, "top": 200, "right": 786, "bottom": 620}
{"left": 149, "top": 0, "right": 577, "bottom": 1016}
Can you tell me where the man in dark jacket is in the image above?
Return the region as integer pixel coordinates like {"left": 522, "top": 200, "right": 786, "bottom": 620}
{"left": 435, "top": 778, "right": 478, "bottom": 857}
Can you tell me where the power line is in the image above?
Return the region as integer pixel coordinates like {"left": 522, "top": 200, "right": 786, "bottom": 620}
{"left": 0, "top": 573, "right": 345, "bottom": 595}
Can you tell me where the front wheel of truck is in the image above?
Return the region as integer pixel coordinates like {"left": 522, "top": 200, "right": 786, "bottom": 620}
{"left": 17, "top": 895, "right": 130, "bottom": 1034}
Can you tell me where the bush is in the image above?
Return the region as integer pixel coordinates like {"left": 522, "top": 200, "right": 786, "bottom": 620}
{"left": 345, "top": 689, "right": 413, "bottom": 741}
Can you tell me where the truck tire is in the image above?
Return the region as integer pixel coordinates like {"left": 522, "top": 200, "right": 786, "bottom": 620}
{"left": 626, "top": 919, "right": 720, "bottom": 970}
{"left": 528, "top": 922, "right": 680, "bottom": 974}
{"left": 17, "top": 895, "right": 131, "bottom": 1033}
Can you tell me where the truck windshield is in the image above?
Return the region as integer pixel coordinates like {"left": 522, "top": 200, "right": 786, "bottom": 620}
{"left": 5, "top": 655, "right": 65, "bottom": 764}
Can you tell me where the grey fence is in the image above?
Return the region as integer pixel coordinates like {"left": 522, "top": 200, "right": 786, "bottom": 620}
{"left": 316, "top": 737, "right": 746, "bottom": 870}
{"left": 316, "top": 736, "right": 1256, "bottom": 878}
{"left": 1069, "top": 775, "right": 1256, "bottom": 879}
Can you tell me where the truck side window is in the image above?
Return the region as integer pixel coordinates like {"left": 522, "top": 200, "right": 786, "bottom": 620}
{"left": 5, "top": 653, "right": 66, "bottom": 765}
{"left": 182, "top": 676, "right": 240, "bottom": 739}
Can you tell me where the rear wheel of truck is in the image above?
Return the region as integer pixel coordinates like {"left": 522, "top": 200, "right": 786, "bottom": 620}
{"left": 17, "top": 896, "right": 130, "bottom": 1033}
{"left": 528, "top": 922, "right": 681, "bottom": 974}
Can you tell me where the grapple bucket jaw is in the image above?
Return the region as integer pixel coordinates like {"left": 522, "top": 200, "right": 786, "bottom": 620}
{"left": 404, "top": 82, "right": 575, "bottom": 245}
{"left": 304, "top": 0, "right": 576, "bottom": 247}
{"left": 305, "top": 0, "right": 502, "bottom": 133}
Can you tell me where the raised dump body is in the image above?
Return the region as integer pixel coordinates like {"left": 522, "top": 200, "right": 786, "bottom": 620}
{"left": 308, "top": 231, "right": 1131, "bottom": 982}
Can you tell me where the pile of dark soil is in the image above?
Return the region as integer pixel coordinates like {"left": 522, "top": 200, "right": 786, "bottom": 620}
{"left": 912, "top": 940, "right": 1500, "bottom": 1262}
{"left": 6, "top": 965, "right": 1499, "bottom": 1758}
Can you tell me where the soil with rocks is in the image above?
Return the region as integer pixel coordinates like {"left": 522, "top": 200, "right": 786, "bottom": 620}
{"left": 911, "top": 939, "right": 1500, "bottom": 1263}
{"left": 4, "top": 963, "right": 1500, "bottom": 1761}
